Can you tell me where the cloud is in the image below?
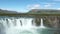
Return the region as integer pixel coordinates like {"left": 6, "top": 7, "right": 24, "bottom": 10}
{"left": 57, "top": 8, "right": 60, "bottom": 10}
{"left": 44, "top": 4, "right": 52, "bottom": 8}
{"left": 26, "top": 3, "right": 56, "bottom": 10}
{"left": 27, "top": 4, "right": 40, "bottom": 10}
{"left": 43, "top": 3, "right": 56, "bottom": 9}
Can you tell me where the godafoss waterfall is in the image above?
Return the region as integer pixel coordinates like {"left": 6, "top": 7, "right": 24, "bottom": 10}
{"left": 0, "top": 16, "right": 59, "bottom": 34}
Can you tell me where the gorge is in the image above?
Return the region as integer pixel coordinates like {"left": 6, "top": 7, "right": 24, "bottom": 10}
{"left": 0, "top": 9, "right": 60, "bottom": 34}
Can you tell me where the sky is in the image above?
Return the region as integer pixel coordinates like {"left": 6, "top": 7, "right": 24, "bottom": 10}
{"left": 0, "top": 0, "right": 60, "bottom": 12}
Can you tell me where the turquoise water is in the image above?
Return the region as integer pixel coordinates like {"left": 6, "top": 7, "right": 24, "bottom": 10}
{"left": 19, "top": 28, "right": 56, "bottom": 34}
{"left": 37, "top": 28, "right": 56, "bottom": 34}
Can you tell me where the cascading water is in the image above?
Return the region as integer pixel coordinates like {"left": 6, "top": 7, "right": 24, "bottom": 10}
{"left": 3, "top": 17, "right": 37, "bottom": 34}
{"left": 0, "top": 16, "right": 56, "bottom": 34}
{"left": 40, "top": 18, "right": 45, "bottom": 28}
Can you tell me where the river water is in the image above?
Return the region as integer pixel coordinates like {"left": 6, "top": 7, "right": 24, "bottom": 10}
{"left": 0, "top": 16, "right": 58, "bottom": 34}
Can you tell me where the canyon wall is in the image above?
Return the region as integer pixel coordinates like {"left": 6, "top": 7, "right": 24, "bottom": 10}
{"left": 35, "top": 16, "right": 60, "bottom": 28}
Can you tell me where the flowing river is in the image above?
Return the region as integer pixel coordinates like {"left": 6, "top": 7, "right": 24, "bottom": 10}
{"left": 0, "top": 16, "right": 58, "bottom": 34}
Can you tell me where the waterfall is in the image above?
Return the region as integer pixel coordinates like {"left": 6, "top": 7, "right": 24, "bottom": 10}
{"left": 0, "top": 17, "right": 48, "bottom": 34}
{"left": 3, "top": 18, "right": 35, "bottom": 34}
{"left": 40, "top": 18, "right": 45, "bottom": 28}
{"left": 41, "top": 18, "right": 44, "bottom": 26}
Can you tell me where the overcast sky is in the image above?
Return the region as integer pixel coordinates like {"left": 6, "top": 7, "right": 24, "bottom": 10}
{"left": 0, "top": 0, "right": 60, "bottom": 12}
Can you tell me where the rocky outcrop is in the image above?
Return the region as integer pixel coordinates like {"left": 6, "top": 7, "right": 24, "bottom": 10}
{"left": 34, "top": 16, "right": 60, "bottom": 28}
{"left": 43, "top": 16, "right": 60, "bottom": 28}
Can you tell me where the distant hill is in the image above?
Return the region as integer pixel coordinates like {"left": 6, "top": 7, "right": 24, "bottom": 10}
{"left": 0, "top": 9, "right": 18, "bottom": 14}
{"left": 28, "top": 9, "right": 60, "bottom": 14}
{"left": 0, "top": 9, "right": 60, "bottom": 15}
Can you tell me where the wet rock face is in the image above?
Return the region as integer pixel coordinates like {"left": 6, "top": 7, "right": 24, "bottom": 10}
{"left": 34, "top": 16, "right": 60, "bottom": 28}
{"left": 35, "top": 18, "right": 41, "bottom": 26}
{"left": 44, "top": 16, "right": 60, "bottom": 28}
{"left": 0, "top": 23, "right": 5, "bottom": 34}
